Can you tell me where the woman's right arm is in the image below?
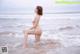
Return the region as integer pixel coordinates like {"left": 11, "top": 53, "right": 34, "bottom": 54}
{"left": 29, "top": 20, "right": 35, "bottom": 29}
{"left": 32, "top": 17, "right": 40, "bottom": 28}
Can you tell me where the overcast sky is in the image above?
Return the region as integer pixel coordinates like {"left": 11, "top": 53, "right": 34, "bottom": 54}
{"left": 0, "top": 0, "right": 54, "bottom": 10}
{"left": 0, "top": 0, "right": 80, "bottom": 13}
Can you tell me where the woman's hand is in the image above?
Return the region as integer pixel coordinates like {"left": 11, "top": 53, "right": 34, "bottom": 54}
{"left": 32, "top": 21, "right": 37, "bottom": 28}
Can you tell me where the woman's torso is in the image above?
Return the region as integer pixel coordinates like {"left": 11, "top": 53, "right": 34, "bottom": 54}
{"left": 32, "top": 16, "right": 42, "bottom": 34}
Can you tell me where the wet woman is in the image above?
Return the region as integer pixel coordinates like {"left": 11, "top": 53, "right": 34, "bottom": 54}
{"left": 23, "top": 6, "right": 43, "bottom": 48}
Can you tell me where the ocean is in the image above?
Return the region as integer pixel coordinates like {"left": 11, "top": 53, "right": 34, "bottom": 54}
{"left": 0, "top": 13, "right": 80, "bottom": 47}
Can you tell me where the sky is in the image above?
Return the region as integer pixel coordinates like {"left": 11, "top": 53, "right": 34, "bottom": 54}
{"left": 0, "top": 0, "right": 80, "bottom": 13}
{"left": 0, "top": 0, "right": 54, "bottom": 10}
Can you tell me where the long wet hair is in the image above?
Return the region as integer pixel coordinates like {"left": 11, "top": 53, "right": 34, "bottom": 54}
{"left": 36, "top": 6, "right": 43, "bottom": 16}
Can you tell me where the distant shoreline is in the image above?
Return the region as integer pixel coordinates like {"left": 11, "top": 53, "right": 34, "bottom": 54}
{"left": 0, "top": 11, "right": 80, "bottom": 15}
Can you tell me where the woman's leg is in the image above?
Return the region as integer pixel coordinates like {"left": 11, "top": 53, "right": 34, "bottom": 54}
{"left": 34, "top": 34, "right": 41, "bottom": 48}
{"left": 34, "top": 27, "right": 42, "bottom": 48}
{"left": 35, "top": 27, "right": 42, "bottom": 42}
{"left": 35, "top": 34, "right": 41, "bottom": 42}
{"left": 23, "top": 30, "right": 29, "bottom": 48}
{"left": 23, "top": 28, "right": 34, "bottom": 48}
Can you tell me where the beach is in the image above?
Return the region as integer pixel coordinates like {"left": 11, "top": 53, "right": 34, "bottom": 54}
{"left": 0, "top": 14, "right": 80, "bottom": 54}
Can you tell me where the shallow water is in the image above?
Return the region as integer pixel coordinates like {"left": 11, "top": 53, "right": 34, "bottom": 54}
{"left": 0, "top": 14, "right": 80, "bottom": 54}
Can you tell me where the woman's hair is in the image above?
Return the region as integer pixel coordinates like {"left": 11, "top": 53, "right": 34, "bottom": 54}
{"left": 36, "top": 6, "right": 43, "bottom": 16}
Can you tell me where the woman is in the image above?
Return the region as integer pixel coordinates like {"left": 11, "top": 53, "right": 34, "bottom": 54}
{"left": 23, "top": 6, "right": 43, "bottom": 48}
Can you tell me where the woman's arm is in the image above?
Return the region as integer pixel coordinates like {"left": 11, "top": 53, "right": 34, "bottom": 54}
{"left": 32, "top": 16, "right": 40, "bottom": 28}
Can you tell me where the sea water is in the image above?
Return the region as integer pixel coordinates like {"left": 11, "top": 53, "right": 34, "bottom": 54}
{"left": 0, "top": 13, "right": 80, "bottom": 47}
